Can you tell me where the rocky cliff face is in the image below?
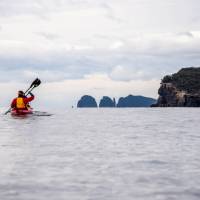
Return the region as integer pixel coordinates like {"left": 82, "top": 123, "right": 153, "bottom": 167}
{"left": 154, "top": 67, "right": 200, "bottom": 107}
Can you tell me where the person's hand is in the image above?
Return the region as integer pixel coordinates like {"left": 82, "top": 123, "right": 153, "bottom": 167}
{"left": 28, "top": 92, "right": 34, "bottom": 97}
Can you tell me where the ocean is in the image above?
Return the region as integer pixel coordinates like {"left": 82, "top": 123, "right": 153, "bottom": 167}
{"left": 0, "top": 108, "right": 200, "bottom": 200}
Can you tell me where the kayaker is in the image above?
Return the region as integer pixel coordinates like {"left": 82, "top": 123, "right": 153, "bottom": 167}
{"left": 11, "top": 90, "right": 34, "bottom": 110}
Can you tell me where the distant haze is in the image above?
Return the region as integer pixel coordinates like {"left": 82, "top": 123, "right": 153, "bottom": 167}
{"left": 0, "top": 0, "right": 200, "bottom": 108}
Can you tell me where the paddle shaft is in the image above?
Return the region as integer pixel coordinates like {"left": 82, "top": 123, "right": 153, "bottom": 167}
{"left": 24, "top": 86, "right": 32, "bottom": 95}
{"left": 24, "top": 85, "right": 36, "bottom": 96}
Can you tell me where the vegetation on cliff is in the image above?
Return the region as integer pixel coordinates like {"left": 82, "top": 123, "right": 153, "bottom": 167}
{"left": 162, "top": 67, "right": 200, "bottom": 93}
{"left": 154, "top": 67, "right": 200, "bottom": 107}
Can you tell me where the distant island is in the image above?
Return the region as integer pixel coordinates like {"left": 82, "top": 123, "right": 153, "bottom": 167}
{"left": 152, "top": 67, "right": 200, "bottom": 107}
{"left": 117, "top": 95, "right": 156, "bottom": 107}
{"left": 99, "top": 96, "right": 116, "bottom": 107}
{"left": 77, "top": 95, "right": 156, "bottom": 108}
{"left": 77, "top": 95, "right": 98, "bottom": 107}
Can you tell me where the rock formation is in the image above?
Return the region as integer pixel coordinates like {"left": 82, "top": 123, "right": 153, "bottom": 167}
{"left": 77, "top": 95, "right": 157, "bottom": 108}
{"left": 153, "top": 67, "right": 200, "bottom": 107}
{"left": 99, "top": 96, "right": 116, "bottom": 107}
{"left": 117, "top": 95, "right": 156, "bottom": 107}
{"left": 77, "top": 95, "right": 98, "bottom": 108}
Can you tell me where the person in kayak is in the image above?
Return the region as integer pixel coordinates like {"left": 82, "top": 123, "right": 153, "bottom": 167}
{"left": 11, "top": 90, "right": 34, "bottom": 111}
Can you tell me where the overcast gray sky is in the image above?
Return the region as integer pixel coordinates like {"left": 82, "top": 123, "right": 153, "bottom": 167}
{"left": 0, "top": 0, "right": 200, "bottom": 108}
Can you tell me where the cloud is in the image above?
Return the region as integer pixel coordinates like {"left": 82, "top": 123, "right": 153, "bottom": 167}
{"left": 0, "top": 31, "right": 200, "bottom": 83}
{"left": 177, "top": 32, "right": 194, "bottom": 38}
{"left": 109, "top": 65, "right": 150, "bottom": 81}
{"left": 0, "top": 0, "right": 200, "bottom": 108}
{"left": 99, "top": 2, "right": 124, "bottom": 23}
{"left": 109, "top": 40, "right": 124, "bottom": 50}
{"left": 0, "top": 0, "right": 119, "bottom": 21}
{"left": 36, "top": 32, "right": 61, "bottom": 40}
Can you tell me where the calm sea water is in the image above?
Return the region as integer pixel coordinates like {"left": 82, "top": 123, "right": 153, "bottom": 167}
{"left": 0, "top": 108, "right": 200, "bottom": 200}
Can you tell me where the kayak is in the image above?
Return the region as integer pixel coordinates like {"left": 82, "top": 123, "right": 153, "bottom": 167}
{"left": 11, "top": 108, "right": 33, "bottom": 116}
{"left": 10, "top": 109, "right": 52, "bottom": 117}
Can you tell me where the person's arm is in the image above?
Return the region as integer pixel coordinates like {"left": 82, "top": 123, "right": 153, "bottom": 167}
{"left": 24, "top": 92, "right": 35, "bottom": 104}
{"left": 11, "top": 98, "right": 16, "bottom": 108}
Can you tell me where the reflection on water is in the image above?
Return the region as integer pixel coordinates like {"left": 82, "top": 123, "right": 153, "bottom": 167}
{"left": 0, "top": 108, "right": 200, "bottom": 200}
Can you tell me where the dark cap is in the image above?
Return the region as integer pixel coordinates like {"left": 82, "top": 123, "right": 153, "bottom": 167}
{"left": 18, "top": 90, "right": 24, "bottom": 97}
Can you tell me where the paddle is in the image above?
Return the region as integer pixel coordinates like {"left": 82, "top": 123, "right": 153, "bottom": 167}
{"left": 4, "top": 78, "right": 41, "bottom": 115}
{"left": 24, "top": 78, "right": 41, "bottom": 95}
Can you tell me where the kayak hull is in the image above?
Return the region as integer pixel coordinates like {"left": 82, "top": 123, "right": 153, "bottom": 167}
{"left": 11, "top": 109, "right": 33, "bottom": 116}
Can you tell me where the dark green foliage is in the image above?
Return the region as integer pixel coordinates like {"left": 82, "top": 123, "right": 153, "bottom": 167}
{"left": 162, "top": 67, "right": 200, "bottom": 93}
{"left": 162, "top": 75, "right": 172, "bottom": 83}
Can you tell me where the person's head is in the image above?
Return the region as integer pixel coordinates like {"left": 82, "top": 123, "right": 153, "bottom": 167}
{"left": 18, "top": 90, "right": 25, "bottom": 97}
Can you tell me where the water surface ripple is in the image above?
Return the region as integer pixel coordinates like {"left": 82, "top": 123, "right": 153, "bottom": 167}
{"left": 0, "top": 108, "right": 200, "bottom": 200}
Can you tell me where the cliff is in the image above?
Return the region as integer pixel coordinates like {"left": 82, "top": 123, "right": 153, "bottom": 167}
{"left": 117, "top": 95, "right": 156, "bottom": 107}
{"left": 154, "top": 67, "right": 200, "bottom": 107}
{"left": 99, "top": 96, "right": 116, "bottom": 107}
{"left": 77, "top": 95, "right": 98, "bottom": 108}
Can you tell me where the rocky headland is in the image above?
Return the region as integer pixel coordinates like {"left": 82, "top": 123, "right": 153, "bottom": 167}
{"left": 153, "top": 67, "right": 200, "bottom": 107}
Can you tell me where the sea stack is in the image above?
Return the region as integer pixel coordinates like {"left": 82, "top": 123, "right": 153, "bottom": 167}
{"left": 77, "top": 95, "right": 98, "bottom": 108}
{"left": 153, "top": 67, "right": 200, "bottom": 107}
{"left": 99, "top": 96, "right": 116, "bottom": 107}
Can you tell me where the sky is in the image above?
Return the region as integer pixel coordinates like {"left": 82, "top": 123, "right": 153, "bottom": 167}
{"left": 0, "top": 0, "right": 200, "bottom": 109}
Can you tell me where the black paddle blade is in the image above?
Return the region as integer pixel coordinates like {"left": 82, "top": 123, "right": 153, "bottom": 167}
{"left": 30, "top": 78, "right": 38, "bottom": 88}
{"left": 34, "top": 78, "right": 41, "bottom": 87}
{"left": 30, "top": 78, "right": 41, "bottom": 88}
